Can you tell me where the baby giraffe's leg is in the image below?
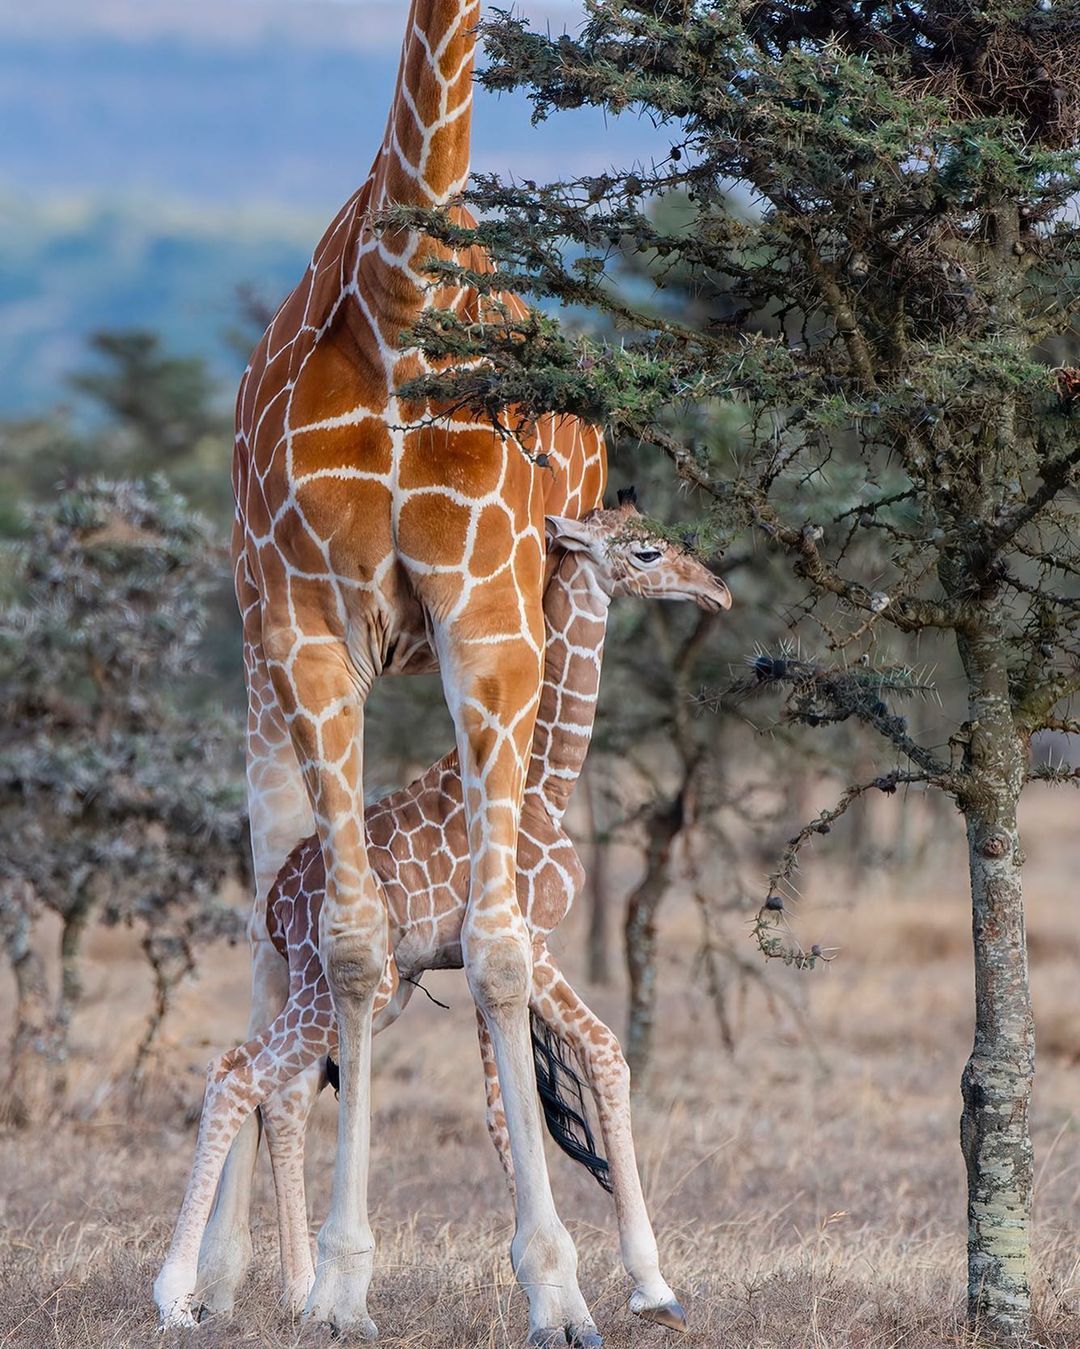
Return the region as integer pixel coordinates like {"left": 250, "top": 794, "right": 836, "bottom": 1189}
{"left": 154, "top": 986, "right": 335, "bottom": 1328}
{"left": 476, "top": 1008, "right": 516, "bottom": 1199}
{"left": 195, "top": 924, "right": 291, "bottom": 1314}
{"left": 261, "top": 1060, "right": 326, "bottom": 1314}
{"left": 257, "top": 957, "right": 412, "bottom": 1314}
{"left": 531, "top": 953, "right": 686, "bottom": 1332}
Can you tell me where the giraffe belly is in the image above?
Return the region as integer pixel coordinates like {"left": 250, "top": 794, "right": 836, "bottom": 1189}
{"left": 393, "top": 930, "right": 464, "bottom": 979}
{"left": 384, "top": 877, "right": 469, "bottom": 979}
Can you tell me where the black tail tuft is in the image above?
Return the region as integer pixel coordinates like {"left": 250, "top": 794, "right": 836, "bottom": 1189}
{"left": 530, "top": 1011, "right": 612, "bottom": 1193}
{"left": 325, "top": 1054, "right": 339, "bottom": 1094}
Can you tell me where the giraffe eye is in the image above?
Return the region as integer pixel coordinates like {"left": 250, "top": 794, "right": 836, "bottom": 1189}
{"left": 633, "top": 548, "right": 662, "bottom": 564}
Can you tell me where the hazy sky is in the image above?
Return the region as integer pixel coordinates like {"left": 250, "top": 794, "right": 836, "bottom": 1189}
{"left": 1, "top": 0, "right": 664, "bottom": 212}
{"left": 0, "top": 1, "right": 587, "bottom": 49}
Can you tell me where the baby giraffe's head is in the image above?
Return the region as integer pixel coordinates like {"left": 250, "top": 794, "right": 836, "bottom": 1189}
{"left": 545, "top": 486, "right": 732, "bottom": 613}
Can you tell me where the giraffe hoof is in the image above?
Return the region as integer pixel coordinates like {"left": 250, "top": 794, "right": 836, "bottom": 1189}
{"left": 303, "top": 1299, "right": 378, "bottom": 1340}
{"left": 637, "top": 1299, "right": 688, "bottom": 1332}
{"left": 567, "top": 1322, "right": 603, "bottom": 1348}
{"left": 527, "top": 1330, "right": 569, "bottom": 1347}
{"left": 158, "top": 1305, "right": 198, "bottom": 1331}
{"left": 320, "top": 1316, "right": 378, "bottom": 1340}
{"left": 191, "top": 1291, "right": 234, "bottom": 1320}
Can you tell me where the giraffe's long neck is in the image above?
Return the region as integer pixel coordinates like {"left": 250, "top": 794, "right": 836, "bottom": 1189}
{"left": 373, "top": 0, "right": 479, "bottom": 211}
{"left": 524, "top": 553, "right": 611, "bottom": 824}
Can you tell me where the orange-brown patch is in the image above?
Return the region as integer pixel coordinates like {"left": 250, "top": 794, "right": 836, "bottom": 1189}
{"left": 402, "top": 40, "right": 439, "bottom": 126}
{"left": 468, "top": 505, "right": 516, "bottom": 579}
{"left": 273, "top": 504, "right": 332, "bottom": 572}
{"left": 302, "top": 479, "right": 394, "bottom": 583}
{"left": 393, "top": 91, "right": 427, "bottom": 171}
{"left": 397, "top": 492, "right": 471, "bottom": 567}
{"left": 398, "top": 425, "right": 506, "bottom": 497}
{"left": 290, "top": 419, "right": 393, "bottom": 482}
{"left": 290, "top": 330, "right": 385, "bottom": 428}
{"left": 287, "top": 576, "right": 346, "bottom": 640}
{"left": 426, "top": 111, "right": 473, "bottom": 198}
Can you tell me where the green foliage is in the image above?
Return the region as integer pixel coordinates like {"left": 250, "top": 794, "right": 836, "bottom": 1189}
{"left": 0, "top": 477, "right": 246, "bottom": 950}
{"left": 67, "top": 330, "right": 237, "bottom": 521}
{"left": 0, "top": 415, "right": 96, "bottom": 539}
{"left": 0, "top": 328, "right": 247, "bottom": 708}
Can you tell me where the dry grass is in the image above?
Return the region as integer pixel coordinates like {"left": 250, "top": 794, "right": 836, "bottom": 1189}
{"left": 2, "top": 786, "right": 1080, "bottom": 1348}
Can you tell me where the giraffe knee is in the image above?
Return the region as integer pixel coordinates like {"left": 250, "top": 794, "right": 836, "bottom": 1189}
{"left": 261, "top": 1097, "right": 301, "bottom": 1143}
{"left": 584, "top": 1031, "right": 631, "bottom": 1106}
{"left": 207, "top": 1047, "right": 247, "bottom": 1085}
{"left": 323, "top": 935, "right": 384, "bottom": 1003}
{"left": 470, "top": 938, "right": 531, "bottom": 1017}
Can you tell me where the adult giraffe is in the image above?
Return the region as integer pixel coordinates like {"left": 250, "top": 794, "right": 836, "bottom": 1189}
{"left": 194, "top": 1, "right": 606, "bottom": 1342}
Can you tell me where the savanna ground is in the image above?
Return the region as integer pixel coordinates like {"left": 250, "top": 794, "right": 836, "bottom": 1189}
{"left": 2, "top": 787, "right": 1078, "bottom": 1349}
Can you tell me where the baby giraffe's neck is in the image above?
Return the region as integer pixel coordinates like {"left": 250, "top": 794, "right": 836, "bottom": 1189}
{"left": 524, "top": 551, "right": 611, "bottom": 823}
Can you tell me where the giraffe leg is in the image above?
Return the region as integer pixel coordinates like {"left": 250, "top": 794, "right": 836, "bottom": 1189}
{"left": 261, "top": 1060, "right": 325, "bottom": 1314}
{"left": 193, "top": 938, "right": 288, "bottom": 1315}
{"left": 154, "top": 985, "right": 336, "bottom": 1328}
{"left": 267, "top": 646, "right": 384, "bottom": 1338}
{"left": 435, "top": 619, "right": 598, "bottom": 1349}
{"left": 531, "top": 953, "right": 684, "bottom": 1331}
{"left": 196, "top": 605, "right": 313, "bottom": 1315}
{"left": 477, "top": 1007, "right": 516, "bottom": 1200}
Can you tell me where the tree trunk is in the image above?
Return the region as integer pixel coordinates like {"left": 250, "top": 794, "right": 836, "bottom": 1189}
{"left": 955, "top": 619, "right": 1034, "bottom": 1344}
{"left": 45, "top": 890, "right": 96, "bottom": 1105}
{"left": 624, "top": 794, "right": 683, "bottom": 1084}
{"left": 59, "top": 895, "right": 94, "bottom": 1016}
{"left": 581, "top": 764, "right": 612, "bottom": 985}
{"left": 1, "top": 884, "right": 63, "bottom": 1126}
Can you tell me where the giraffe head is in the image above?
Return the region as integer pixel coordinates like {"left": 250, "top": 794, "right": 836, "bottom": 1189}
{"left": 545, "top": 487, "right": 732, "bottom": 613}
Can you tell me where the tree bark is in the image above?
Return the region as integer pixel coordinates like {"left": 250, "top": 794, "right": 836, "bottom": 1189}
{"left": 624, "top": 794, "right": 683, "bottom": 1084}
{"left": 44, "top": 889, "right": 96, "bottom": 1105}
{"left": 59, "top": 893, "right": 94, "bottom": 1016}
{"left": 581, "top": 763, "right": 612, "bottom": 985}
{"left": 1, "top": 884, "right": 63, "bottom": 1126}
{"left": 955, "top": 620, "right": 1034, "bottom": 1344}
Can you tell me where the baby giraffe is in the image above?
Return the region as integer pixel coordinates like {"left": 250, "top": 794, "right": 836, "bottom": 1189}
{"left": 155, "top": 495, "right": 730, "bottom": 1340}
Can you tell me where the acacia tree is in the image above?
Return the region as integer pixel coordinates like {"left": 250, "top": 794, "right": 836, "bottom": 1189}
{"left": 393, "top": 2, "right": 1080, "bottom": 1340}
{"left": 0, "top": 479, "right": 247, "bottom": 1120}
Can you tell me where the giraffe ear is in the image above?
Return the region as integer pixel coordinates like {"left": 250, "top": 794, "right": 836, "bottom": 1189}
{"left": 545, "top": 515, "right": 597, "bottom": 555}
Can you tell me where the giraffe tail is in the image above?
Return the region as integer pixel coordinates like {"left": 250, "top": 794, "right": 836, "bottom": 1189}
{"left": 530, "top": 1010, "right": 613, "bottom": 1194}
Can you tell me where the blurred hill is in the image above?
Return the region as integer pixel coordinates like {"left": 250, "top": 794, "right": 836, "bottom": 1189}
{"left": 0, "top": 197, "right": 315, "bottom": 416}
{"left": 0, "top": 0, "right": 662, "bottom": 415}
